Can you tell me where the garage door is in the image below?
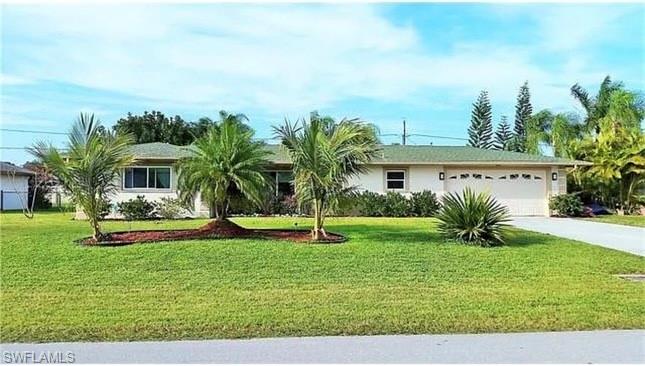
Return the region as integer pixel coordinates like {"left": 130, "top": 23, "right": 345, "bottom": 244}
{"left": 445, "top": 168, "right": 547, "bottom": 216}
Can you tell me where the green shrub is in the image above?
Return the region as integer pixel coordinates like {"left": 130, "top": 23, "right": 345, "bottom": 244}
{"left": 117, "top": 195, "right": 156, "bottom": 220}
{"left": 549, "top": 193, "right": 583, "bottom": 217}
{"left": 155, "top": 197, "right": 190, "bottom": 219}
{"left": 410, "top": 190, "right": 441, "bottom": 217}
{"left": 383, "top": 191, "right": 412, "bottom": 217}
{"left": 229, "top": 194, "right": 258, "bottom": 215}
{"left": 356, "top": 191, "right": 386, "bottom": 216}
{"left": 436, "top": 188, "right": 510, "bottom": 246}
{"left": 97, "top": 196, "right": 112, "bottom": 220}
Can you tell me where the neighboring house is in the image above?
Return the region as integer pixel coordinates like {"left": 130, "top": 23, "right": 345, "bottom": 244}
{"left": 96, "top": 142, "right": 590, "bottom": 218}
{"left": 0, "top": 162, "right": 35, "bottom": 211}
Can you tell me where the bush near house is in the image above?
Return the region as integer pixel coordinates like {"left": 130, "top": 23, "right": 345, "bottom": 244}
{"left": 117, "top": 195, "right": 157, "bottom": 220}
{"left": 409, "top": 190, "right": 441, "bottom": 217}
{"left": 354, "top": 190, "right": 440, "bottom": 217}
{"left": 155, "top": 197, "right": 190, "bottom": 219}
{"left": 549, "top": 193, "right": 584, "bottom": 217}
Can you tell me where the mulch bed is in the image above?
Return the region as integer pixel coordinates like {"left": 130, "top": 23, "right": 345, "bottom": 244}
{"left": 78, "top": 220, "right": 346, "bottom": 246}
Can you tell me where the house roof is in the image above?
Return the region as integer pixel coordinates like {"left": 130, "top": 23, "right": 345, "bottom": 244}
{"left": 129, "top": 142, "right": 590, "bottom": 166}
{"left": 0, "top": 162, "right": 35, "bottom": 176}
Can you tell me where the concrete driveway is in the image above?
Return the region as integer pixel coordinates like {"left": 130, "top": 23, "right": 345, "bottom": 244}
{"left": 511, "top": 217, "right": 644, "bottom": 256}
{"left": 1, "top": 330, "right": 643, "bottom": 363}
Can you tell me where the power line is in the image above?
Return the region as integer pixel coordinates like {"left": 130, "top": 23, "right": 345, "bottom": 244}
{"left": 0, "top": 128, "right": 68, "bottom": 136}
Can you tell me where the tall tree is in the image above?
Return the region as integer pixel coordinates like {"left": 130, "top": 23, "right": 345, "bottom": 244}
{"left": 177, "top": 117, "right": 270, "bottom": 221}
{"left": 467, "top": 90, "right": 494, "bottom": 149}
{"left": 513, "top": 81, "right": 533, "bottom": 152}
{"left": 570, "top": 75, "right": 628, "bottom": 134}
{"left": 570, "top": 90, "right": 644, "bottom": 213}
{"left": 274, "top": 112, "right": 380, "bottom": 241}
{"left": 113, "top": 111, "right": 194, "bottom": 145}
{"left": 494, "top": 116, "right": 513, "bottom": 150}
{"left": 29, "top": 113, "right": 134, "bottom": 240}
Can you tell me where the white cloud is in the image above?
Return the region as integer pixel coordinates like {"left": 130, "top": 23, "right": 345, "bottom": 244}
{"left": 1, "top": 3, "right": 636, "bottom": 120}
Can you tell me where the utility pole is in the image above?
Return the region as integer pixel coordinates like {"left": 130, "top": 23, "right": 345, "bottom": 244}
{"left": 402, "top": 119, "right": 407, "bottom": 145}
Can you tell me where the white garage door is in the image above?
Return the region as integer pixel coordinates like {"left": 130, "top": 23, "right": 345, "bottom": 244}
{"left": 445, "top": 168, "right": 548, "bottom": 216}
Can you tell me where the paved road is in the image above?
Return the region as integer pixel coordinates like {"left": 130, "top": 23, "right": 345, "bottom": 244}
{"left": 2, "top": 330, "right": 643, "bottom": 363}
{"left": 511, "top": 217, "right": 644, "bottom": 256}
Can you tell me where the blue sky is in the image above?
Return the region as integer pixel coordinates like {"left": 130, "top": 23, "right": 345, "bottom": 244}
{"left": 1, "top": 3, "right": 643, "bottom": 164}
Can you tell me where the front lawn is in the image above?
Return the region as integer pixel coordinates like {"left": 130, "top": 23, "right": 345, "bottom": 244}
{"left": 581, "top": 215, "right": 645, "bottom": 228}
{"left": 1, "top": 212, "right": 643, "bottom": 342}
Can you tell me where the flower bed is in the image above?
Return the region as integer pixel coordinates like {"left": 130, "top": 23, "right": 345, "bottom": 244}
{"left": 78, "top": 220, "right": 345, "bottom": 246}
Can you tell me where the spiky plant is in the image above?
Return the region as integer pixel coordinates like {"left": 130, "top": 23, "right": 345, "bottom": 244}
{"left": 436, "top": 188, "right": 510, "bottom": 246}
{"left": 29, "top": 113, "right": 134, "bottom": 240}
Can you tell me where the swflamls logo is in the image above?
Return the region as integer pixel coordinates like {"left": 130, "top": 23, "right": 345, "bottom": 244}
{"left": 2, "top": 351, "right": 75, "bottom": 364}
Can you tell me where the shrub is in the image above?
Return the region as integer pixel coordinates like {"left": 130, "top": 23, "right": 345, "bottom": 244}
{"left": 155, "top": 197, "right": 190, "bottom": 219}
{"left": 383, "top": 191, "right": 412, "bottom": 217}
{"left": 117, "top": 195, "right": 156, "bottom": 220}
{"left": 410, "top": 190, "right": 441, "bottom": 217}
{"left": 549, "top": 193, "right": 583, "bottom": 217}
{"left": 229, "top": 194, "right": 258, "bottom": 215}
{"left": 97, "top": 197, "right": 112, "bottom": 220}
{"left": 436, "top": 188, "right": 510, "bottom": 246}
{"left": 356, "top": 191, "right": 386, "bottom": 217}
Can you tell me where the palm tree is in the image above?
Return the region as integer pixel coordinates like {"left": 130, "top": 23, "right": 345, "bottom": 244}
{"left": 29, "top": 113, "right": 134, "bottom": 240}
{"left": 570, "top": 75, "right": 626, "bottom": 134}
{"left": 274, "top": 112, "right": 380, "bottom": 240}
{"left": 177, "top": 117, "right": 271, "bottom": 222}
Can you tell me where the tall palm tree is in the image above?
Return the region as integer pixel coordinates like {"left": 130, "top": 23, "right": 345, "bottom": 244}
{"left": 29, "top": 113, "right": 134, "bottom": 240}
{"left": 177, "top": 117, "right": 271, "bottom": 221}
{"left": 570, "top": 75, "right": 625, "bottom": 134}
{"left": 274, "top": 112, "right": 380, "bottom": 240}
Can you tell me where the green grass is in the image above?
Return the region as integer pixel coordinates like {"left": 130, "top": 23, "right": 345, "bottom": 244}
{"left": 1, "top": 212, "right": 643, "bottom": 342}
{"left": 581, "top": 215, "right": 645, "bottom": 228}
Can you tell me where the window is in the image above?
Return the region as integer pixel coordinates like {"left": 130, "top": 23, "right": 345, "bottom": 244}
{"left": 509, "top": 174, "right": 519, "bottom": 180}
{"left": 499, "top": 175, "right": 507, "bottom": 179}
{"left": 534, "top": 175, "right": 542, "bottom": 180}
{"left": 522, "top": 174, "right": 532, "bottom": 180}
{"left": 124, "top": 167, "right": 171, "bottom": 189}
{"left": 485, "top": 176, "right": 493, "bottom": 180}
{"left": 473, "top": 174, "right": 482, "bottom": 179}
{"left": 449, "top": 175, "right": 457, "bottom": 180}
{"left": 386, "top": 170, "right": 406, "bottom": 190}
{"left": 460, "top": 173, "right": 470, "bottom": 179}
{"left": 267, "top": 171, "right": 294, "bottom": 196}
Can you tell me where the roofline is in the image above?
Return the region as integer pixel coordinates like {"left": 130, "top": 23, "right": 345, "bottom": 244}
{"left": 132, "top": 157, "right": 591, "bottom": 167}
{"left": 269, "top": 160, "right": 591, "bottom": 167}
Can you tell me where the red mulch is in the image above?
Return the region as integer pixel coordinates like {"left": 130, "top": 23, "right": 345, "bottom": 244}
{"left": 80, "top": 220, "right": 345, "bottom": 245}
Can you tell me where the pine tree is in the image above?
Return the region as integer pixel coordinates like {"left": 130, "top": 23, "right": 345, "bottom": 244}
{"left": 513, "top": 81, "right": 533, "bottom": 152}
{"left": 467, "top": 90, "right": 494, "bottom": 149}
{"left": 494, "top": 115, "right": 512, "bottom": 150}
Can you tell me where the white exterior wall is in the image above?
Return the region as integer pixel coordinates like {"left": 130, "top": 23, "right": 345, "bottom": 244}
{"left": 0, "top": 175, "right": 30, "bottom": 210}
{"left": 346, "top": 166, "right": 383, "bottom": 192}
{"left": 85, "top": 161, "right": 569, "bottom": 218}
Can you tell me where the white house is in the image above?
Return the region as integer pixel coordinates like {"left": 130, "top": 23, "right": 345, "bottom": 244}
{"left": 0, "top": 162, "right": 35, "bottom": 211}
{"left": 96, "top": 142, "right": 590, "bottom": 218}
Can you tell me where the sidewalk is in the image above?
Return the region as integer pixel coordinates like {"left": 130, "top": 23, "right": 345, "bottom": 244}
{"left": 2, "top": 330, "right": 643, "bottom": 363}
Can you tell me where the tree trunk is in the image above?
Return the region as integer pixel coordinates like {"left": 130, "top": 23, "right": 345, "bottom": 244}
{"left": 91, "top": 218, "right": 102, "bottom": 241}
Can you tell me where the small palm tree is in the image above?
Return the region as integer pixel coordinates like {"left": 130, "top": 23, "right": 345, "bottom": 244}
{"left": 29, "top": 113, "right": 134, "bottom": 240}
{"left": 177, "top": 117, "right": 271, "bottom": 222}
{"left": 274, "top": 112, "right": 380, "bottom": 240}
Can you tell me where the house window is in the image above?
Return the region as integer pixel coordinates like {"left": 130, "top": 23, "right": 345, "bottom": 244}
{"left": 460, "top": 173, "right": 470, "bottom": 179}
{"left": 267, "top": 171, "right": 294, "bottom": 196}
{"left": 124, "top": 167, "right": 171, "bottom": 189}
{"left": 385, "top": 170, "right": 406, "bottom": 190}
{"left": 522, "top": 174, "right": 532, "bottom": 180}
{"left": 509, "top": 174, "right": 519, "bottom": 180}
{"left": 473, "top": 174, "right": 482, "bottom": 179}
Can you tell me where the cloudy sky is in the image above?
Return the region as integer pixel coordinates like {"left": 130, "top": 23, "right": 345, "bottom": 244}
{"left": 1, "top": 3, "right": 643, "bottom": 164}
